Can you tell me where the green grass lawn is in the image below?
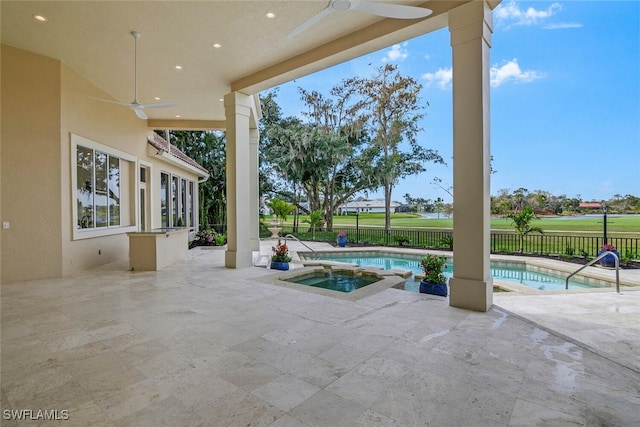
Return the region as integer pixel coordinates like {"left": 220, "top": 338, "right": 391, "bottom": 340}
{"left": 273, "top": 213, "right": 640, "bottom": 237}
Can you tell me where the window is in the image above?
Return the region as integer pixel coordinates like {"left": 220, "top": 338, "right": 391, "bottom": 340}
{"left": 160, "top": 173, "right": 196, "bottom": 229}
{"left": 188, "top": 181, "right": 195, "bottom": 231}
{"left": 181, "top": 179, "right": 187, "bottom": 228}
{"left": 160, "top": 173, "right": 169, "bottom": 228}
{"left": 172, "top": 176, "right": 179, "bottom": 226}
{"left": 72, "top": 134, "right": 134, "bottom": 240}
{"left": 76, "top": 146, "right": 121, "bottom": 230}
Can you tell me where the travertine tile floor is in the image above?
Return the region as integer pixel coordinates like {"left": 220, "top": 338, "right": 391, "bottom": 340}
{"left": 1, "top": 243, "right": 639, "bottom": 426}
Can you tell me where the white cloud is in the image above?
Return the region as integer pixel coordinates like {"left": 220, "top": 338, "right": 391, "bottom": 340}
{"left": 495, "top": 0, "right": 563, "bottom": 28}
{"left": 543, "top": 22, "right": 583, "bottom": 30}
{"left": 382, "top": 43, "right": 408, "bottom": 62}
{"left": 422, "top": 68, "right": 452, "bottom": 89}
{"left": 422, "top": 59, "right": 544, "bottom": 89}
{"left": 490, "top": 59, "right": 544, "bottom": 87}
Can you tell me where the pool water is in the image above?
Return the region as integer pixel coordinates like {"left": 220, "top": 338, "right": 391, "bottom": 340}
{"left": 306, "top": 253, "right": 604, "bottom": 291}
{"left": 289, "top": 272, "right": 379, "bottom": 293}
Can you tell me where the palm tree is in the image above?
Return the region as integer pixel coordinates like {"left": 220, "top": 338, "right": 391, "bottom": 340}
{"left": 268, "top": 199, "right": 295, "bottom": 225}
{"left": 505, "top": 206, "right": 544, "bottom": 253}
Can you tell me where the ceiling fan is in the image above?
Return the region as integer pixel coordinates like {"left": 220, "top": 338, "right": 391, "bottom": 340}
{"left": 92, "top": 31, "right": 177, "bottom": 120}
{"left": 286, "top": 0, "right": 432, "bottom": 39}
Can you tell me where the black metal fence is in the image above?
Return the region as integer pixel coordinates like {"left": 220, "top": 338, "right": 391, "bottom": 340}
{"left": 269, "top": 225, "right": 640, "bottom": 259}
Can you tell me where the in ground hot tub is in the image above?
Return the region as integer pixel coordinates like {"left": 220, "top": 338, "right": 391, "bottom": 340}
{"left": 262, "top": 265, "right": 407, "bottom": 300}
{"left": 289, "top": 269, "right": 380, "bottom": 293}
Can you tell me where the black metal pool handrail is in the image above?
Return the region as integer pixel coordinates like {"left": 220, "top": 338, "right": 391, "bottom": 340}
{"left": 565, "top": 251, "right": 620, "bottom": 293}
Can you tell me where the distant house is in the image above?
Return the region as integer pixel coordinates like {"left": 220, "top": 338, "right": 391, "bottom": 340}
{"left": 339, "top": 198, "right": 401, "bottom": 215}
{"left": 579, "top": 202, "right": 602, "bottom": 210}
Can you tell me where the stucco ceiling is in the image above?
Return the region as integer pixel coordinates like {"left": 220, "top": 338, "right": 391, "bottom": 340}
{"left": 1, "top": 1, "right": 467, "bottom": 124}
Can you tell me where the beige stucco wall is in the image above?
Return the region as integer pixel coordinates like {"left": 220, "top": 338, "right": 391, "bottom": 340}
{"left": 59, "top": 63, "right": 148, "bottom": 276}
{"left": 1, "top": 45, "right": 201, "bottom": 283}
{"left": 1, "top": 45, "right": 63, "bottom": 283}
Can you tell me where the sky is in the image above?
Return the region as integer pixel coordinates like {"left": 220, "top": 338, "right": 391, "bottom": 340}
{"left": 271, "top": 0, "right": 640, "bottom": 204}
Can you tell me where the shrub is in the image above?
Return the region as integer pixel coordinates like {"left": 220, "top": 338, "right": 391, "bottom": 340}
{"left": 420, "top": 254, "right": 448, "bottom": 284}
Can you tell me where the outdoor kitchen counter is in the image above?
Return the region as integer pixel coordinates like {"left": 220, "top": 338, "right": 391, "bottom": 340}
{"left": 127, "top": 228, "right": 188, "bottom": 271}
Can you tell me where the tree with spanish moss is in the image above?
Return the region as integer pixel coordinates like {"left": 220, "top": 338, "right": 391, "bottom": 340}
{"left": 354, "top": 64, "right": 445, "bottom": 232}
{"left": 260, "top": 85, "right": 375, "bottom": 230}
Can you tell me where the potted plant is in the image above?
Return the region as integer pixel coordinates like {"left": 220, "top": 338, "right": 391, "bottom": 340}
{"left": 598, "top": 243, "right": 619, "bottom": 268}
{"left": 419, "top": 254, "right": 449, "bottom": 297}
{"left": 271, "top": 239, "right": 292, "bottom": 270}
{"left": 337, "top": 231, "right": 347, "bottom": 247}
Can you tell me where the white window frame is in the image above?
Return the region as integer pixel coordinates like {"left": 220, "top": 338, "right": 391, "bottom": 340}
{"left": 159, "top": 172, "right": 197, "bottom": 231}
{"left": 71, "top": 134, "right": 137, "bottom": 240}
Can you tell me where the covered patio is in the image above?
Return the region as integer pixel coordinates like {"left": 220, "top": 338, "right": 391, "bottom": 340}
{"left": 4, "top": 0, "right": 495, "bottom": 312}
{"left": 2, "top": 244, "right": 639, "bottom": 425}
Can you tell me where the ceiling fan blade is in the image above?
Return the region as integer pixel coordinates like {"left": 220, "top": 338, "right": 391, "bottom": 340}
{"left": 138, "top": 102, "right": 178, "bottom": 109}
{"left": 286, "top": 5, "right": 335, "bottom": 39}
{"left": 351, "top": 0, "right": 432, "bottom": 19}
{"left": 131, "top": 106, "right": 148, "bottom": 120}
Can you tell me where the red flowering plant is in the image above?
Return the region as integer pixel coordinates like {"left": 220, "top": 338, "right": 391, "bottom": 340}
{"left": 420, "top": 254, "right": 448, "bottom": 284}
{"left": 271, "top": 240, "right": 292, "bottom": 262}
{"left": 602, "top": 243, "right": 617, "bottom": 252}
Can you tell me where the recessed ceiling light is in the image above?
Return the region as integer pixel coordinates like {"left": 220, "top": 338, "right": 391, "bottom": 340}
{"left": 219, "top": 98, "right": 224, "bottom": 102}
{"left": 213, "top": 43, "right": 222, "bottom": 49}
{"left": 32, "top": 14, "right": 48, "bottom": 22}
{"left": 154, "top": 97, "right": 161, "bottom": 100}
{"left": 176, "top": 115, "right": 181, "bottom": 118}
{"left": 265, "top": 12, "right": 275, "bottom": 19}
{"left": 175, "top": 65, "right": 182, "bottom": 70}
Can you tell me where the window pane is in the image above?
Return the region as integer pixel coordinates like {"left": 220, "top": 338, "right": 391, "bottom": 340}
{"left": 77, "top": 145, "right": 94, "bottom": 229}
{"left": 108, "top": 156, "right": 120, "bottom": 226}
{"left": 188, "top": 181, "right": 194, "bottom": 230}
{"left": 181, "top": 179, "right": 187, "bottom": 227}
{"left": 172, "top": 176, "right": 179, "bottom": 226}
{"left": 161, "top": 173, "right": 169, "bottom": 228}
{"left": 94, "top": 152, "right": 108, "bottom": 227}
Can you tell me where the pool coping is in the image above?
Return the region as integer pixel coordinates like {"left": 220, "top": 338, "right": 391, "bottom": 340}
{"left": 293, "top": 247, "right": 640, "bottom": 293}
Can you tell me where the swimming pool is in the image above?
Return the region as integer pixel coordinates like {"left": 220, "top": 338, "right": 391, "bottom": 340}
{"left": 299, "top": 251, "right": 607, "bottom": 292}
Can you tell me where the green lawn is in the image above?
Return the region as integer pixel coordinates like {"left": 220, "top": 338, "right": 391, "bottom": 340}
{"left": 274, "top": 213, "right": 640, "bottom": 237}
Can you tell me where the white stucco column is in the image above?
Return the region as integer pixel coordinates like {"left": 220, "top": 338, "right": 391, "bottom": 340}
{"left": 224, "top": 92, "right": 253, "bottom": 268}
{"left": 448, "top": 1, "right": 494, "bottom": 312}
{"left": 250, "top": 127, "right": 260, "bottom": 252}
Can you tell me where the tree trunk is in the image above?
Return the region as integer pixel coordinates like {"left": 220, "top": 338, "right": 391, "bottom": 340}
{"left": 384, "top": 182, "right": 392, "bottom": 234}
